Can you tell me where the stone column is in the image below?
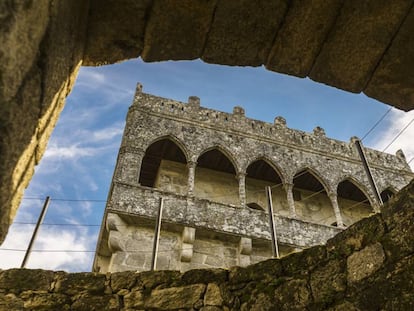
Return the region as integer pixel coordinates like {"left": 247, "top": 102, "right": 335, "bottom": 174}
{"left": 283, "top": 182, "right": 296, "bottom": 217}
{"left": 187, "top": 161, "right": 197, "bottom": 197}
{"left": 114, "top": 147, "right": 145, "bottom": 186}
{"left": 328, "top": 192, "right": 344, "bottom": 228}
{"left": 237, "top": 172, "right": 247, "bottom": 207}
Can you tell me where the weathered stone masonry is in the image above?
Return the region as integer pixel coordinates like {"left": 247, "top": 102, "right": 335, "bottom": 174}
{"left": 93, "top": 85, "right": 413, "bottom": 273}
{"left": 1, "top": 179, "right": 414, "bottom": 310}
{"left": 3, "top": 0, "right": 414, "bottom": 246}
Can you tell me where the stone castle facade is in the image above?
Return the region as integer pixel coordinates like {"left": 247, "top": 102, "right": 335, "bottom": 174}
{"left": 93, "top": 84, "right": 413, "bottom": 273}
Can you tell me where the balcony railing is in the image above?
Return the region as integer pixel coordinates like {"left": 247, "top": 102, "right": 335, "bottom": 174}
{"left": 109, "top": 182, "right": 342, "bottom": 247}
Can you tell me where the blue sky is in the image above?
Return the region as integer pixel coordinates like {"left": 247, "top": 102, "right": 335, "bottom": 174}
{"left": 1, "top": 58, "right": 413, "bottom": 272}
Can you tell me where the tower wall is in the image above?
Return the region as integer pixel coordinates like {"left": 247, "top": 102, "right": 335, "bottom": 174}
{"left": 94, "top": 85, "right": 413, "bottom": 273}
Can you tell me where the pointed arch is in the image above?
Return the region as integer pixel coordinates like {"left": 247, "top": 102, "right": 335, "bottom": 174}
{"left": 336, "top": 177, "right": 374, "bottom": 225}
{"left": 196, "top": 145, "right": 238, "bottom": 174}
{"left": 245, "top": 158, "right": 287, "bottom": 216}
{"left": 139, "top": 136, "right": 188, "bottom": 189}
{"left": 293, "top": 166, "right": 330, "bottom": 194}
{"left": 143, "top": 134, "right": 189, "bottom": 161}
{"left": 292, "top": 167, "right": 334, "bottom": 226}
{"left": 336, "top": 176, "right": 374, "bottom": 206}
{"left": 194, "top": 146, "right": 238, "bottom": 205}
{"left": 246, "top": 156, "right": 286, "bottom": 184}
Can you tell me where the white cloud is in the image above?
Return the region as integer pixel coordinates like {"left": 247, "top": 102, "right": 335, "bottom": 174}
{"left": 371, "top": 109, "right": 414, "bottom": 170}
{"left": 0, "top": 225, "right": 95, "bottom": 272}
{"left": 44, "top": 144, "right": 97, "bottom": 160}
{"left": 75, "top": 69, "right": 106, "bottom": 88}
{"left": 91, "top": 123, "right": 124, "bottom": 142}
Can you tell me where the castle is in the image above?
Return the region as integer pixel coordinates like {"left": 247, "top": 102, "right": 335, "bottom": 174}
{"left": 93, "top": 84, "right": 413, "bottom": 273}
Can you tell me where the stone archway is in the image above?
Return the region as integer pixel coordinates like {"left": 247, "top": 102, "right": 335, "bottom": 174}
{"left": 2, "top": 0, "right": 414, "bottom": 243}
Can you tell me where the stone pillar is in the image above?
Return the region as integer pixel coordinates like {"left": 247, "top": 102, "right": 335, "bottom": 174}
{"left": 328, "top": 192, "right": 344, "bottom": 228}
{"left": 237, "top": 172, "right": 247, "bottom": 207}
{"left": 187, "top": 161, "right": 197, "bottom": 197}
{"left": 283, "top": 183, "right": 296, "bottom": 217}
{"left": 181, "top": 227, "right": 196, "bottom": 263}
{"left": 238, "top": 237, "right": 252, "bottom": 267}
{"left": 114, "top": 146, "right": 145, "bottom": 185}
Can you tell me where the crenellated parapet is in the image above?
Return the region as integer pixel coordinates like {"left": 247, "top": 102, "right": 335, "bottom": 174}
{"left": 131, "top": 85, "right": 412, "bottom": 174}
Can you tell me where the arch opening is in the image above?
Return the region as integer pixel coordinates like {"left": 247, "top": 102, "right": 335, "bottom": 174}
{"left": 293, "top": 169, "right": 334, "bottom": 226}
{"left": 380, "top": 187, "right": 396, "bottom": 204}
{"left": 194, "top": 148, "right": 238, "bottom": 205}
{"left": 337, "top": 179, "right": 373, "bottom": 225}
{"left": 139, "top": 138, "right": 188, "bottom": 194}
{"left": 246, "top": 202, "right": 265, "bottom": 211}
{"left": 245, "top": 159, "right": 287, "bottom": 215}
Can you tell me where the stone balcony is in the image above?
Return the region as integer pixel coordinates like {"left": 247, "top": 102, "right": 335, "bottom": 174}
{"left": 105, "top": 182, "right": 342, "bottom": 248}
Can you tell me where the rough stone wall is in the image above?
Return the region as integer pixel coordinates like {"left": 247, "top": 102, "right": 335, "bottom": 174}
{"left": 1, "top": 179, "right": 414, "bottom": 310}
{"left": 0, "top": 0, "right": 90, "bottom": 244}
{"left": 82, "top": 0, "right": 414, "bottom": 112}
{"left": 3, "top": 0, "right": 414, "bottom": 247}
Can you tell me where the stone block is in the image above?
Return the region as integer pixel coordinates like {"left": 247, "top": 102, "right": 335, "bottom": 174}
{"left": 182, "top": 227, "right": 196, "bottom": 243}
{"left": 138, "top": 270, "right": 181, "bottom": 290}
{"left": 110, "top": 271, "right": 139, "bottom": 292}
{"left": 204, "top": 255, "right": 224, "bottom": 267}
{"left": 20, "top": 292, "right": 70, "bottom": 310}
{"left": 326, "top": 213, "right": 386, "bottom": 258}
{"left": 238, "top": 254, "right": 250, "bottom": 267}
{"left": 274, "top": 279, "right": 311, "bottom": 310}
{"left": 84, "top": 0, "right": 151, "bottom": 65}
{"left": 0, "top": 0, "right": 49, "bottom": 101}
{"left": 364, "top": 7, "right": 414, "bottom": 111}
{"left": 229, "top": 258, "right": 282, "bottom": 284}
{"left": 0, "top": 293, "right": 23, "bottom": 310}
{"left": 142, "top": 0, "right": 215, "bottom": 61}
{"left": 181, "top": 268, "right": 228, "bottom": 285}
{"left": 204, "top": 283, "right": 223, "bottom": 306}
{"left": 71, "top": 293, "right": 119, "bottom": 311}
{"left": 192, "top": 252, "right": 207, "bottom": 265}
{"left": 0, "top": 269, "right": 54, "bottom": 294}
{"left": 347, "top": 242, "right": 385, "bottom": 283}
{"left": 144, "top": 284, "right": 206, "bottom": 309}
{"left": 310, "top": 0, "right": 412, "bottom": 93}
{"left": 202, "top": 0, "right": 288, "bottom": 66}
{"left": 123, "top": 290, "right": 144, "bottom": 309}
{"left": 239, "top": 237, "right": 252, "bottom": 255}
{"left": 310, "top": 260, "right": 346, "bottom": 306}
{"left": 125, "top": 252, "right": 146, "bottom": 266}
{"left": 201, "top": 306, "right": 223, "bottom": 311}
{"left": 379, "top": 179, "right": 414, "bottom": 262}
{"left": 266, "top": 0, "right": 342, "bottom": 77}
{"left": 110, "top": 252, "right": 127, "bottom": 268}
{"left": 156, "top": 254, "right": 171, "bottom": 270}
{"left": 280, "top": 245, "right": 326, "bottom": 276}
{"left": 54, "top": 272, "right": 106, "bottom": 295}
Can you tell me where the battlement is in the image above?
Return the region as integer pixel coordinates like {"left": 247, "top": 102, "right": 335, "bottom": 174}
{"left": 94, "top": 84, "right": 413, "bottom": 274}
{"left": 132, "top": 84, "right": 411, "bottom": 173}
